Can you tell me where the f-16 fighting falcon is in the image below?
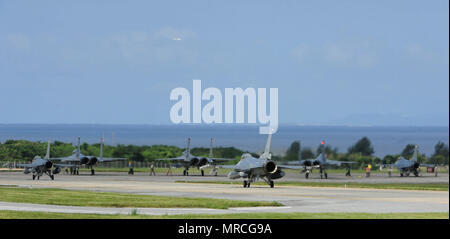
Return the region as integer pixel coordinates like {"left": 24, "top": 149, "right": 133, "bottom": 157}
{"left": 221, "top": 131, "right": 303, "bottom": 188}
{"left": 393, "top": 145, "right": 433, "bottom": 177}
{"left": 288, "top": 141, "right": 357, "bottom": 179}
{"left": 50, "top": 136, "right": 127, "bottom": 175}
{"left": 156, "top": 138, "right": 235, "bottom": 176}
{"left": 17, "top": 140, "right": 74, "bottom": 180}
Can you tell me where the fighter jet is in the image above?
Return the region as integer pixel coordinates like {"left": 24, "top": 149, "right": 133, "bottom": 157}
{"left": 393, "top": 145, "right": 433, "bottom": 177}
{"left": 288, "top": 141, "right": 357, "bottom": 179}
{"left": 17, "top": 140, "right": 74, "bottom": 180}
{"left": 221, "top": 131, "right": 303, "bottom": 188}
{"left": 50, "top": 136, "right": 126, "bottom": 175}
{"left": 156, "top": 138, "right": 235, "bottom": 176}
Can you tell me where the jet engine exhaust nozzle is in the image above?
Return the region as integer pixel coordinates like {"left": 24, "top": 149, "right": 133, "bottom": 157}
{"left": 80, "top": 157, "right": 90, "bottom": 165}
{"left": 88, "top": 157, "right": 98, "bottom": 165}
{"left": 45, "top": 161, "right": 53, "bottom": 169}
{"left": 264, "top": 161, "right": 278, "bottom": 174}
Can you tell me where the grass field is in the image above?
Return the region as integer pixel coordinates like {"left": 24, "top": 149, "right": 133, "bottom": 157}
{"left": 0, "top": 187, "right": 281, "bottom": 209}
{"left": 0, "top": 210, "right": 447, "bottom": 219}
{"left": 175, "top": 181, "right": 449, "bottom": 191}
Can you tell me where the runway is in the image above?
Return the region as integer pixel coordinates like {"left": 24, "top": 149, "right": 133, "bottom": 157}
{"left": 0, "top": 172, "right": 448, "bottom": 215}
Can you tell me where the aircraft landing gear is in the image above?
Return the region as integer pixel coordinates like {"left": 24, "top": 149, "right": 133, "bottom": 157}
{"left": 201, "top": 170, "right": 204, "bottom": 176}
{"left": 46, "top": 170, "right": 54, "bottom": 180}
{"left": 210, "top": 167, "right": 219, "bottom": 176}
{"left": 319, "top": 168, "right": 328, "bottom": 179}
{"left": 91, "top": 168, "right": 95, "bottom": 175}
{"left": 305, "top": 172, "right": 309, "bottom": 179}
{"left": 70, "top": 168, "right": 79, "bottom": 175}
{"left": 32, "top": 174, "right": 36, "bottom": 180}
{"left": 261, "top": 177, "right": 274, "bottom": 188}
{"left": 183, "top": 169, "right": 189, "bottom": 176}
{"left": 243, "top": 180, "right": 251, "bottom": 188}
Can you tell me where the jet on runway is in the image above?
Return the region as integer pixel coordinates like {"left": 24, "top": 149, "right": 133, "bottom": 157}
{"left": 17, "top": 140, "right": 74, "bottom": 180}
{"left": 288, "top": 141, "right": 357, "bottom": 179}
{"left": 156, "top": 138, "right": 235, "bottom": 176}
{"left": 50, "top": 137, "right": 127, "bottom": 175}
{"left": 392, "top": 145, "right": 433, "bottom": 177}
{"left": 221, "top": 131, "right": 303, "bottom": 188}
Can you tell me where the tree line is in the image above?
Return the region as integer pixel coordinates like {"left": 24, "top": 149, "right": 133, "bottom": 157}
{"left": 0, "top": 137, "right": 448, "bottom": 167}
{"left": 0, "top": 139, "right": 245, "bottom": 164}
{"left": 283, "top": 137, "right": 449, "bottom": 168}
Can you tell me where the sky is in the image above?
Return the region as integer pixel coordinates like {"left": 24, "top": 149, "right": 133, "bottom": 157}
{"left": 0, "top": 0, "right": 448, "bottom": 126}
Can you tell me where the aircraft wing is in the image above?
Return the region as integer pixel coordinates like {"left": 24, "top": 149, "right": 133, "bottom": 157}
{"left": 277, "top": 164, "right": 304, "bottom": 170}
{"left": 210, "top": 158, "right": 236, "bottom": 162}
{"left": 155, "top": 157, "right": 185, "bottom": 163}
{"left": 420, "top": 163, "right": 436, "bottom": 167}
{"left": 16, "top": 163, "right": 33, "bottom": 168}
{"left": 53, "top": 163, "right": 78, "bottom": 168}
{"left": 328, "top": 160, "right": 358, "bottom": 166}
{"left": 217, "top": 165, "right": 236, "bottom": 169}
{"left": 49, "top": 157, "right": 80, "bottom": 163}
{"left": 98, "top": 157, "right": 127, "bottom": 163}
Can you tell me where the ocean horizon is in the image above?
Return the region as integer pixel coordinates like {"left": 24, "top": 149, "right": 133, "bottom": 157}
{"left": 0, "top": 124, "right": 448, "bottom": 158}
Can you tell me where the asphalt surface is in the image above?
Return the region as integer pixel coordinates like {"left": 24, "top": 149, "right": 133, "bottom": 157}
{"left": 0, "top": 171, "right": 448, "bottom": 215}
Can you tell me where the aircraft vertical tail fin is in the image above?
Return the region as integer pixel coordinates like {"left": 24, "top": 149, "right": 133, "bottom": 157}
{"left": 76, "top": 137, "right": 81, "bottom": 158}
{"left": 44, "top": 140, "right": 51, "bottom": 159}
{"left": 209, "top": 138, "right": 214, "bottom": 158}
{"left": 261, "top": 130, "right": 273, "bottom": 159}
{"left": 100, "top": 135, "right": 104, "bottom": 160}
{"left": 298, "top": 141, "right": 302, "bottom": 163}
{"left": 186, "top": 137, "right": 191, "bottom": 159}
{"left": 411, "top": 145, "right": 419, "bottom": 162}
{"left": 321, "top": 140, "right": 326, "bottom": 163}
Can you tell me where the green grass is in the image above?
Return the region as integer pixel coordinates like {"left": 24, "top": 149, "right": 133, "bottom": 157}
{"left": 0, "top": 210, "right": 447, "bottom": 219}
{"left": 175, "top": 181, "right": 449, "bottom": 191}
{"left": 0, "top": 187, "right": 281, "bottom": 209}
